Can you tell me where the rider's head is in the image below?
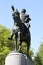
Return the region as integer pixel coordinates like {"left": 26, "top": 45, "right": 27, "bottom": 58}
{"left": 21, "top": 9, "right": 26, "bottom": 13}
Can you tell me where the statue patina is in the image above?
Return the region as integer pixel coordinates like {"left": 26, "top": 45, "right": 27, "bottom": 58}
{"left": 8, "top": 6, "right": 31, "bottom": 53}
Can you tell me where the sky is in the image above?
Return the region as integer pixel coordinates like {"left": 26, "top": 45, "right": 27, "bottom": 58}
{"left": 0, "top": 0, "right": 43, "bottom": 55}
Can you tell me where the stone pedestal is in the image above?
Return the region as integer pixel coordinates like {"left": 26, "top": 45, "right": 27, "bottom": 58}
{"left": 5, "top": 51, "right": 34, "bottom": 65}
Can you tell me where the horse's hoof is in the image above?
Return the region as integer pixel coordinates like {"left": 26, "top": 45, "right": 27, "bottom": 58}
{"left": 18, "top": 46, "right": 21, "bottom": 51}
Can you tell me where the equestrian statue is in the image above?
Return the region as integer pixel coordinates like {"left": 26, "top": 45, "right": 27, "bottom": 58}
{"left": 8, "top": 5, "right": 31, "bottom": 53}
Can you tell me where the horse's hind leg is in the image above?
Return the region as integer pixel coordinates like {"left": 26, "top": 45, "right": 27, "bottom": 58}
{"left": 27, "top": 43, "right": 30, "bottom": 51}
{"left": 26, "top": 33, "right": 31, "bottom": 54}
{"left": 26, "top": 41, "right": 30, "bottom": 54}
{"left": 18, "top": 40, "right": 22, "bottom": 51}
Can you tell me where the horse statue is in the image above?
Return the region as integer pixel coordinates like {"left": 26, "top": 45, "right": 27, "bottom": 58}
{"left": 8, "top": 6, "right": 31, "bottom": 53}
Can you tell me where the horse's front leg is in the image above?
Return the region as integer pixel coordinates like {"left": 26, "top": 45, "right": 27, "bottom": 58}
{"left": 26, "top": 40, "right": 30, "bottom": 54}
{"left": 15, "top": 33, "right": 18, "bottom": 50}
{"left": 18, "top": 40, "right": 22, "bottom": 51}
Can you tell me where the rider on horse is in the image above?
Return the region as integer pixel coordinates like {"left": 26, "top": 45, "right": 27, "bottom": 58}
{"left": 8, "top": 6, "right": 31, "bottom": 53}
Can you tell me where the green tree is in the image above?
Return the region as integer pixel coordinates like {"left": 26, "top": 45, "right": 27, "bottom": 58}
{"left": 34, "top": 43, "right": 43, "bottom": 65}
{"left": 0, "top": 25, "right": 14, "bottom": 65}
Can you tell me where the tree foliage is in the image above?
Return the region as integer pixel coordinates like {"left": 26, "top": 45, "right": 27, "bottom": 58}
{"left": 0, "top": 25, "right": 14, "bottom": 65}
{"left": 34, "top": 43, "right": 43, "bottom": 65}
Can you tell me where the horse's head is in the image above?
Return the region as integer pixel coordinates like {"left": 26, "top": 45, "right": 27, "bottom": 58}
{"left": 12, "top": 9, "right": 20, "bottom": 20}
{"left": 11, "top": 6, "right": 20, "bottom": 26}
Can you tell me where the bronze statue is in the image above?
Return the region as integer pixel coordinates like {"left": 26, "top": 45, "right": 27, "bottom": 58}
{"left": 8, "top": 5, "right": 31, "bottom": 53}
